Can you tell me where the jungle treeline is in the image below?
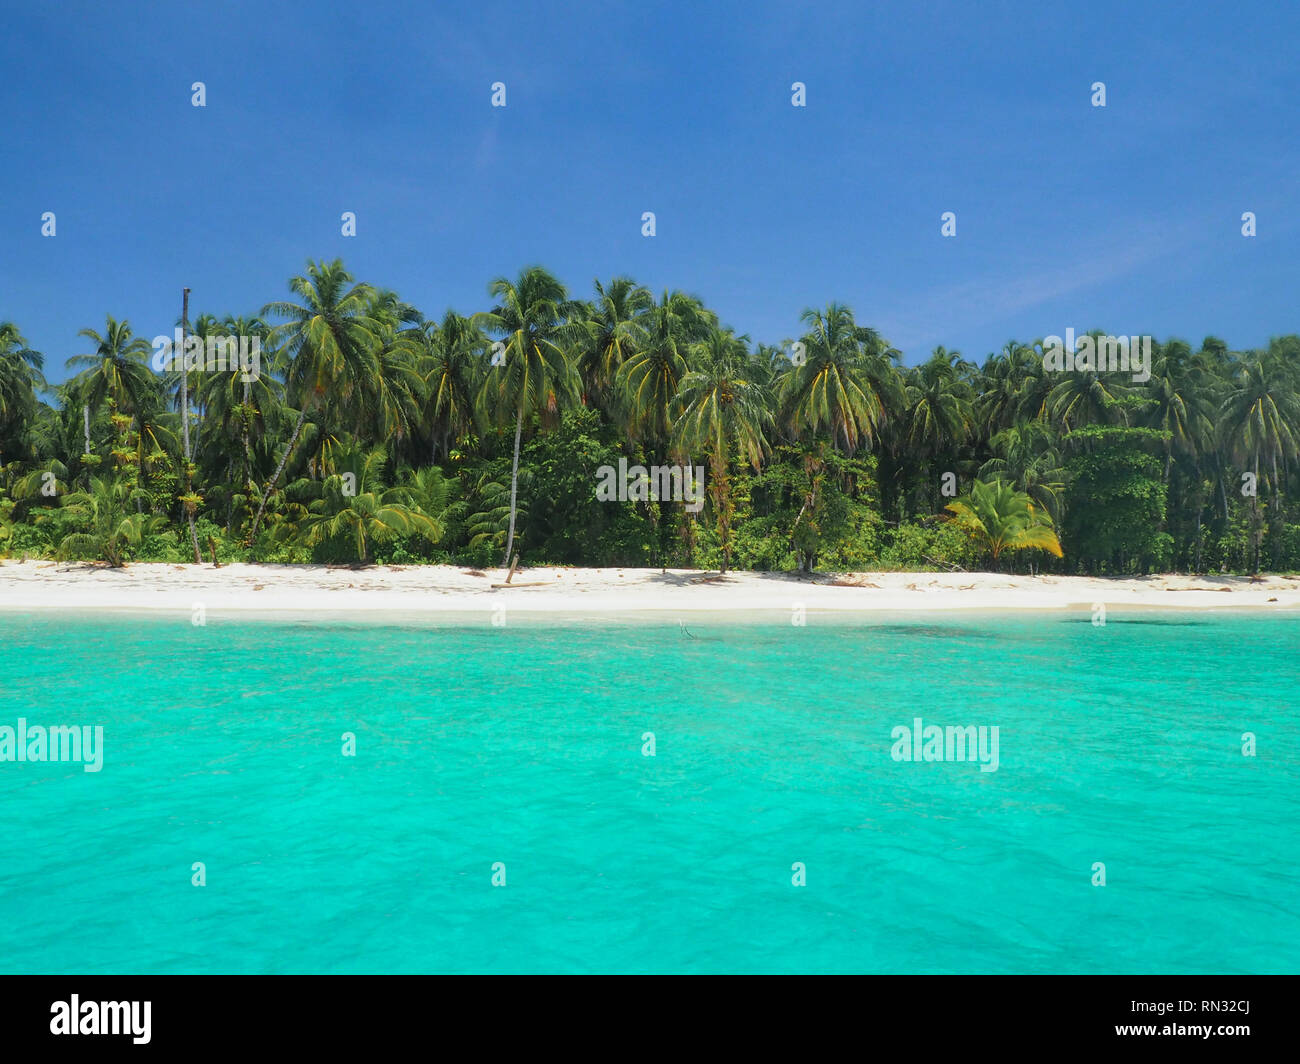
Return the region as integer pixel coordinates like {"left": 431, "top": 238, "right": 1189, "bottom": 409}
{"left": 2, "top": 260, "right": 1298, "bottom": 575}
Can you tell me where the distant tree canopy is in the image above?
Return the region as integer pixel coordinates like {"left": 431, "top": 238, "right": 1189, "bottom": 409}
{"left": 2, "top": 261, "right": 1298, "bottom": 575}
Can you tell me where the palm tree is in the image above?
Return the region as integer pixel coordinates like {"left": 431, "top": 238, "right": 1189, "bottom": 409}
{"left": 975, "top": 341, "right": 1038, "bottom": 434}
{"left": 195, "top": 316, "right": 282, "bottom": 534}
{"left": 578, "top": 277, "right": 652, "bottom": 416}
{"left": 673, "top": 325, "right": 770, "bottom": 572}
{"left": 1218, "top": 348, "right": 1300, "bottom": 573}
{"left": 0, "top": 323, "right": 43, "bottom": 464}
{"left": 617, "top": 289, "right": 712, "bottom": 569}
{"left": 779, "top": 303, "right": 890, "bottom": 453}
{"left": 619, "top": 290, "right": 711, "bottom": 443}
{"left": 57, "top": 475, "right": 166, "bottom": 567}
{"left": 945, "top": 477, "right": 1063, "bottom": 567}
{"left": 361, "top": 289, "right": 426, "bottom": 449}
{"left": 476, "top": 266, "right": 582, "bottom": 566}
{"left": 249, "top": 259, "right": 378, "bottom": 542}
{"left": 904, "top": 346, "right": 974, "bottom": 510}
{"left": 1139, "top": 339, "right": 1213, "bottom": 482}
{"left": 979, "top": 420, "right": 1067, "bottom": 523}
{"left": 65, "top": 317, "right": 154, "bottom": 457}
{"left": 296, "top": 447, "right": 442, "bottom": 565}
{"left": 1046, "top": 332, "right": 1130, "bottom": 431}
{"left": 420, "top": 311, "right": 484, "bottom": 463}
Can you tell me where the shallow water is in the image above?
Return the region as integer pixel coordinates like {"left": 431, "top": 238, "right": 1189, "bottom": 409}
{"left": 0, "top": 609, "right": 1296, "bottom": 973}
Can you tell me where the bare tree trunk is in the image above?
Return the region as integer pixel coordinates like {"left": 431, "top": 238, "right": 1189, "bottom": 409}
{"left": 181, "top": 288, "right": 202, "bottom": 563}
{"left": 241, "top": 379, "right": 252, "bottom": 494}
{"left": 82, "top": 403, "right": 91, "bottom": 456}
{"left": 249, "top": 407, "right": 307, "bottom": 544}
{"left": 1252, "top": 451, "right": 1261, "bottom": 575}
{"left": 502, "top": 404, "right": 523, "bottom": 567}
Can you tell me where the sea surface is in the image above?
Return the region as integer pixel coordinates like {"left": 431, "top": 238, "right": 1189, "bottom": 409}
{"left": 0, "top": 608, "right": 1296, "bottom": 973}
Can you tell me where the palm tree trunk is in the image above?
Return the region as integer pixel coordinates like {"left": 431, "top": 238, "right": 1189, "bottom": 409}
{"left": 1252, "top": 452, "right": 1261, "bottom": 575}
{"left": 1219, "top": 457, "right": 1229, "bottom": 522}
{"left": 502, "top": 403, "right": 523, "bottom": 567}
{"left": 181, "top": 289, "right": 201, "bottom": 564}
{"left": 241, "top": 380, "right": 252, "bottom": 495}
{"left": 249, "top": 407, "right": 307, "bottom": 543}
{"left": 82, "top": 403, "right": 91, "bottom": 456}
{"left": 1194, "top": 497, "right": 1203, "bottom": 574}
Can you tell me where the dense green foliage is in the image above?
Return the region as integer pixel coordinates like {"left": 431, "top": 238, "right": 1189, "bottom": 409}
{"left": 3, "top": 262, "right": 1298, "bottom": 574}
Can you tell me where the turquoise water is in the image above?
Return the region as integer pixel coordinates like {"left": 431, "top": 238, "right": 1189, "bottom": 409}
{"left": 1, "top": 608, "right": 1297, "bottom": 974}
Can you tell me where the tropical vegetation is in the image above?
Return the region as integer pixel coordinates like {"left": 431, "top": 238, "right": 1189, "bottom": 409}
{"left": 3, "top": 259, "right": 1299, "bottom": 575}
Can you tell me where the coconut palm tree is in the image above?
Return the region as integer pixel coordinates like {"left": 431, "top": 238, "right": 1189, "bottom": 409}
{"left": 979, "top": 420, "right": 1067, "bottom": 523}
{"left": 65, "top": 317, "right": 155, "bottom": 456}
{"left": 945, "top": 477, "right": 1063, "bottom": 567}
{"left": 195, "top": 316, "right": 282, "bottom": 534}
{"left": 1046, "top": 332, "right": 1130, "bottom": 431}
{"left": 475, "top": 266, "right": 582, "bottom": 566}
{"left": 360, "top": 289, "right": 426, "bottom": 449}
{"left": 616, "top": 289, "right": 713, "bottom": 569}
{"left": 249, "top": 259, "right": 378, "bottom": 542}
{"left": 1218, "top": 347, "right": 1300, "bottom": 572}
{"left": 578, "top": 276, "right": 652, "bottom": 416}
{"left": 779, "top": 303, "right": 889, "bottom": 453}
{"left": 618, "top": 290, "right": 711, "bottom": 443}
{"left": 296, "top": 447, "right": 442, "bottom": 565}
{"left": 57, "top": 475, "right": 166, "bottom": 567}
{"left": 673, "top": 324, "right": 770, "bottom": 572}
{"left": 1137, "top": 339, "right": 1214, "bottom": 482}
{"left": 904, "top": 346, "right": 974, "bottom": 510}
{"left": 0, "top": 323, "right": 43, "bottom": 464}
{"left": 419, "top": 310, "right": 484, "bottom": 464}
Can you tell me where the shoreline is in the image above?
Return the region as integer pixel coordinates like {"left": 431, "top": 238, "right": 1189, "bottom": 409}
{"left": 2, "top": 561, "right": 1299, "bottom": 616}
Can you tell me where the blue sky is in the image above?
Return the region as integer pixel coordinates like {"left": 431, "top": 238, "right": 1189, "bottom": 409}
{"left": 4, "top": 0, "right": 1298, "bottom": 387}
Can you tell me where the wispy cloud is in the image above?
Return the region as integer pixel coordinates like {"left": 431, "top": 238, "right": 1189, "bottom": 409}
{"left": 876, "top": 216, "right": 1206, "bottom": 353}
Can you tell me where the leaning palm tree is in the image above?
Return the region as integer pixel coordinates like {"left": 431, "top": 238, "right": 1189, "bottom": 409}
{"left": 673, "top": 325, "right": 770, "bottom": 572}
{"left": 945, "top": 477, "right": 1063, "bottom": 567}
{"left": 249, "top": 259, "right": 378, "bottom": 542}
{"left": 475, "top": 266, "right": 582, "bottom": 566}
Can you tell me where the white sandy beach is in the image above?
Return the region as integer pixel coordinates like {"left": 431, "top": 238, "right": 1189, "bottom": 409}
{"left": 1, "top": 560, "right": 1298, "bottom": 615}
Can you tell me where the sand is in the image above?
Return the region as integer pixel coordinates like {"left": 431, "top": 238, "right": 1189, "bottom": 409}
{"left": 1, "top": 560, "right": 1298, "bottom": 616}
